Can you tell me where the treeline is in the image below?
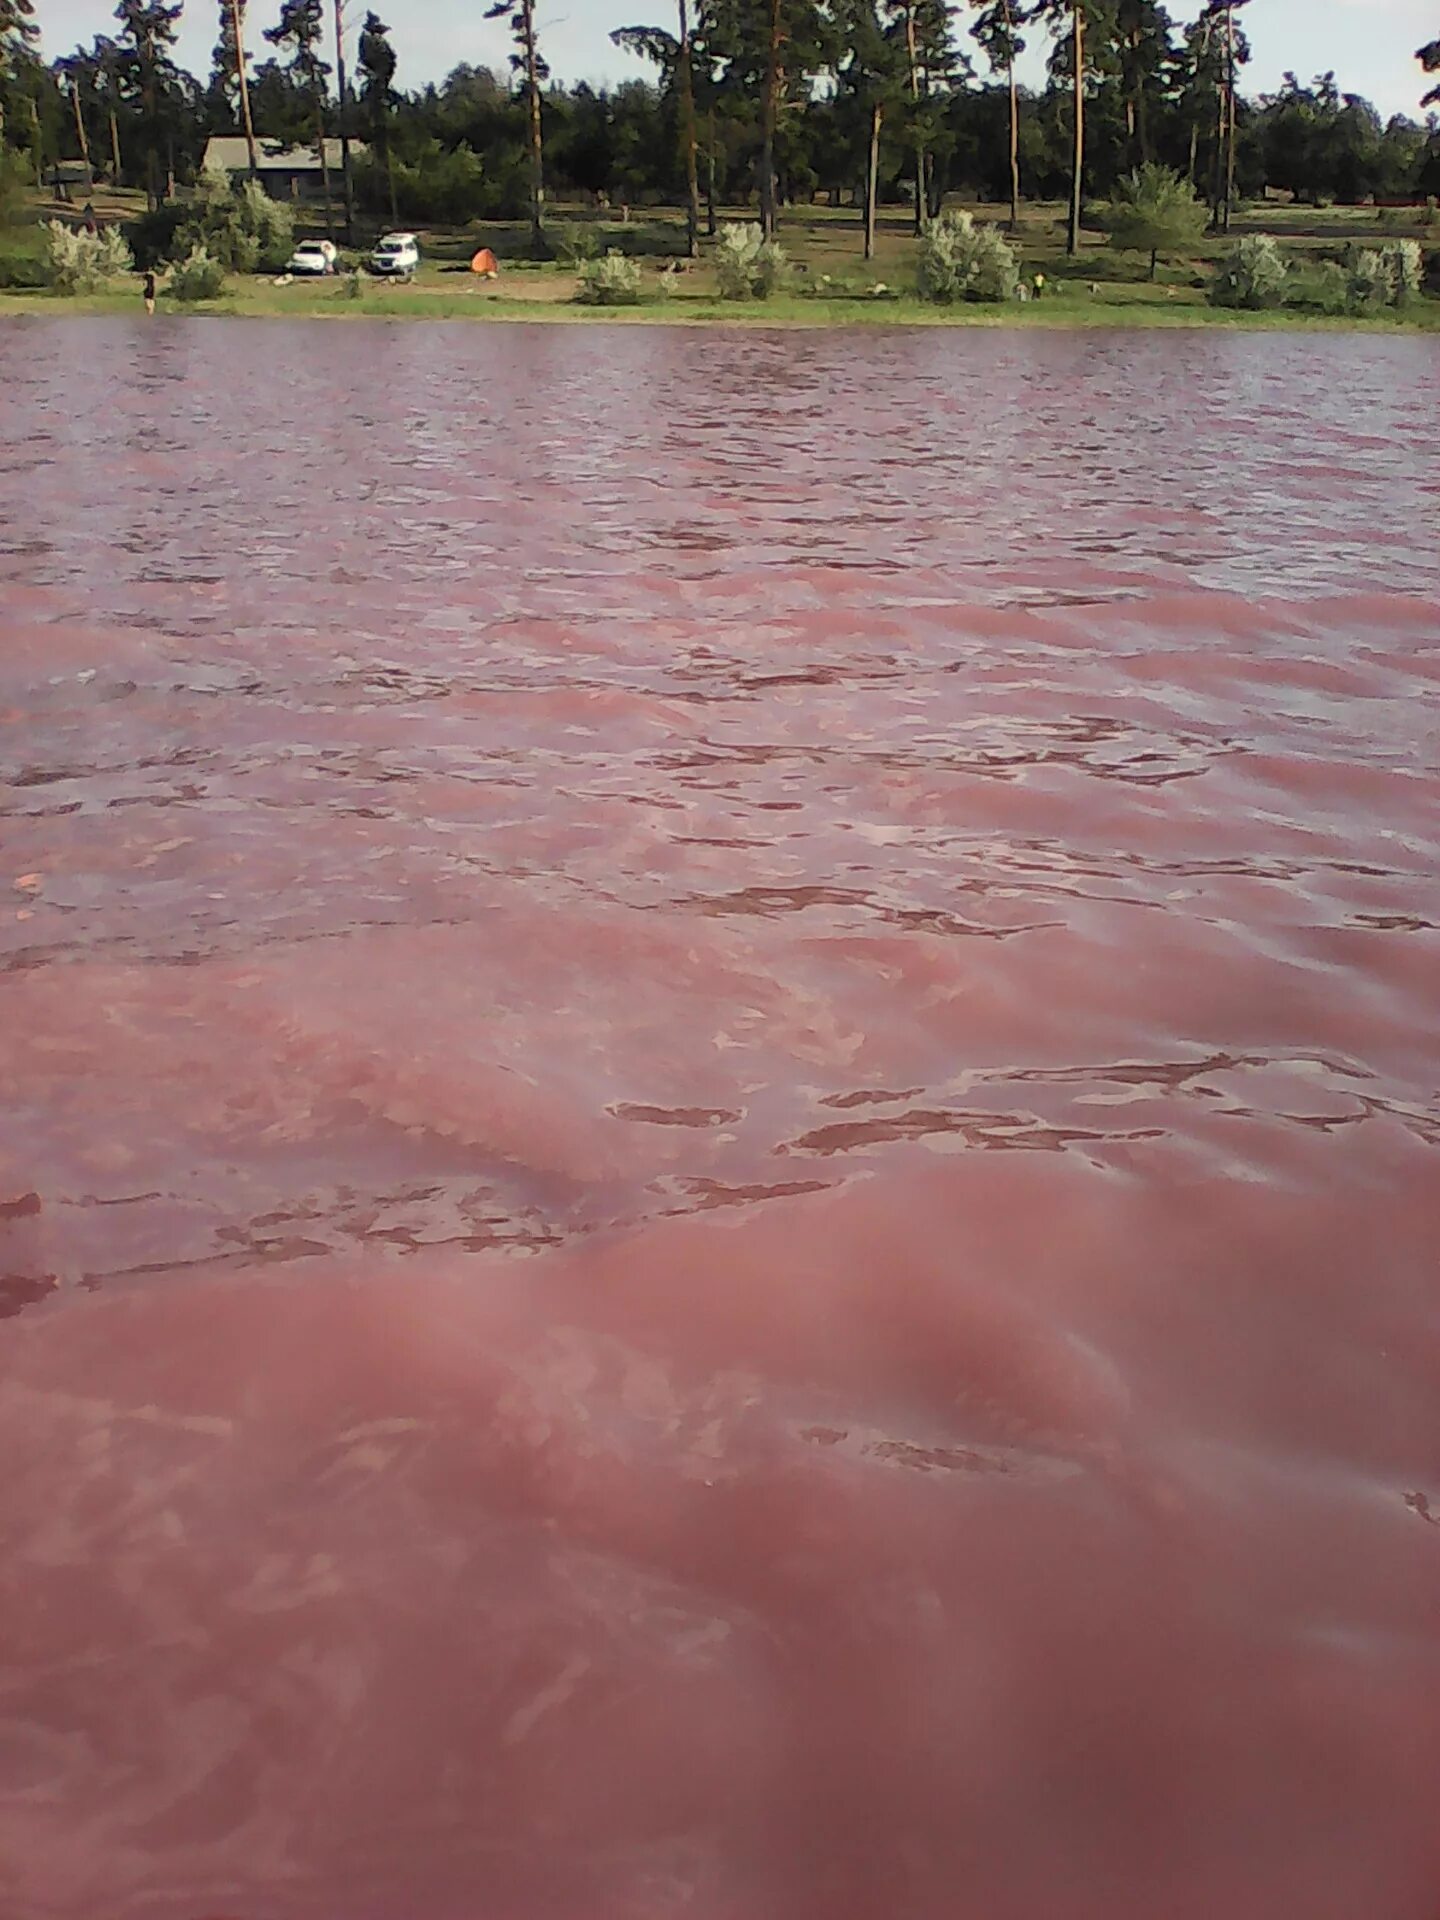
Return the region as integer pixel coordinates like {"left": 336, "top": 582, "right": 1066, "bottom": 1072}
{"left": 1, "top": 0, "right": 1438, "bottom": 248}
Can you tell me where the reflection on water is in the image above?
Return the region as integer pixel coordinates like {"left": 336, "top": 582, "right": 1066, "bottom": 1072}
{"left": 2, "top": 317, "right": 1439, "bottom": 1920}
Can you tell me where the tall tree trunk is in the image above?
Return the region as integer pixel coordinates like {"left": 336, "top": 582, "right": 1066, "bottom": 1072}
{"left": 522, "top": 0, "right": 545, "bottom": 252}
{"left": 759, "top": 0, "right": 782, "bottom": 238}
{"left": 904, "top": 1, "right": 924, "bottom": 235}
{"left": 1187, "top": 114, "right": 1199, "bottom": 185}
{"left": 1001, "top": 0, "right": 1020, "bottom": 228}
{"left": 109, "top": 104, "right": 123, "bottom": 182}
{"left": 69, "top": 78, "right": 92, "bottom": 174}
{"left": 1222, "top": 3, "right": 1237, "bottom": 233}
{"left": 333, "top": 0, "right": 355, "bottom": 243}
{"left": 864, "top": 98, "right": 881, "bottom": 260}
{"left": 1068, "top": 1, "right": 1084, "bottom": 255}
{"left": 706, "top": 108, "right": 717, "bottom": 236}
{"left": 142, "top": 32, "right": 160, "bottom": 213}
{"left": 230, "top": 0, "right": 259, "bottom": 178}
{"left": 675, "top": 0, "right": 698, "bottom": 255}
{"left": 315, "top": 98, "right": 334, "bottom": 240}
{"left": 677, "top": 0, "right": 701, "bottom": 259}
{"left": 1007, "top": 56, "right": 1020, "bottom": 228}
{"left": 386, "top": 129, "right": 398, "bottom": 225}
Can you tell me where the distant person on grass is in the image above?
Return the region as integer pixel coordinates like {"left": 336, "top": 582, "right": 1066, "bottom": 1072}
{"left": 143, "top": 270, "right": 156, "bottom": 317}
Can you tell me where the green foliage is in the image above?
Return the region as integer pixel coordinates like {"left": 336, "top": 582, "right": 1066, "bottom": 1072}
{"left": 168, "top": 242, "right": 227, "bottom": 301}
{"left": 573, "top": 248, "right": 645, "bottom": 305}
{"left": 124, "top": 202, "right": 188, "bottom": 271}
{"left": 916, "top": 208, "right": 1019, "bottom": 304}
{"left": 175, "top": 170, "right": 294, "bottom": 274}
{"left": 1346, "top": 247, "right": 1390, "bottom": 311}
{"left": 1285, "top": 259, "right": 1349, "bottom": 316}
{"left": 1342, "top": 241, "right": 1422, "bottom": 311}
{"left": 0, "top": 221, "right": 48, "bottom": 289}
{"left": 359, "top": 141, "right": 489, "bottom": 226}
{"left": 1384, "top": 238, "right": 1423, "bottom": 304}
{"left": 1209, "top": 234, "right": 1289, "bottom": 310}
{"left": 713, "top": 222, "right": 789, "bottom": 300}
{"left": 42, "top": 219, "right": 135, "bottom": 294}
{"left": 1104, "top": 165, "right": 1207, "bottom": 279}
{"left": 554, "top": 220, "right": 601, "bottom": 266}
{"left": 237, "top": 179, "right": 296, "bottom": 272}
{"left": 0, "top": 144, "right": 31, "bottom": 227}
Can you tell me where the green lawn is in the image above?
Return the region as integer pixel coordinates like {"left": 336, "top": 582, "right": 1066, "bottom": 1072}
{"left": 4, "top": 189, "right": 1438, "bottom": 332}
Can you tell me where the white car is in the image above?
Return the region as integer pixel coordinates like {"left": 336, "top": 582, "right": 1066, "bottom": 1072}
{"left": 370, "top": 232, "right": 419, "bottom": 278}
{"left": 287, "top": 239, "right": 338, "bottom": 276}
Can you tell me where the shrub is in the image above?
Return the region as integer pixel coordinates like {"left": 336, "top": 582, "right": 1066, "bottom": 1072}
{"left": 0, "top": 145, "right": 30, "bottom": 227}
{"left": 1208, "top": 234, "right": 1288, "bottom": 309}
{"left": 0, "top": 224, "right": 50, "bottom": 289}
{"left": 573, "top": 249, "right": 645, "bottom": 306}
{"left": 124, "top": 201, "right": 187, "bottom": 270}
{"left": 713, "top": 221, "right": 789, "bottom": 300}
{"left": 1384, "top": 238, "right": 1423, "bottom": 305}
{"left": 1346, "top": 246, "right": 1393, "bottom": 312}
{"left": 42, "top": 219, "right": 135, "bottom": 294}
{"left": 1103, "top": 163, "right": 1207, "bottom": 279}
{"left": 1285, "top": 259, "right": 1349, "bottom": 315}
{"left": 555, "top": 221, "right": 601, "bottom": 267}
{"left": 168, "top": 244, "right": 227, "bottom": 302}
{"left": 917, "top": 208, "right": 1019, "bottom": 303}
{"left": 236, "top": 178, "right": 294, "bottom": 272}
{"left": 175, "top": 169, "right": 293, "bottom": 274}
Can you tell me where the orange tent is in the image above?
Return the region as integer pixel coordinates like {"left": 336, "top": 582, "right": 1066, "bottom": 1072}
{"left": 470, "top": 248, "right": 499, "bottom": 279}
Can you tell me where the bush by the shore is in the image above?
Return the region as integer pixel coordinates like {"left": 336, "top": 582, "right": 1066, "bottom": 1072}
{"left": 1209, "top": 235, "right": 1289, "bottom": 310}
{"left": 917, "top": 210, "right": 1019, "bottom": 304}
{"left": 714, "top": 223, "right": 789, "bottom": 300}
{"left": 42, "top": 220, "right": 133, "bottom": 294}
{"left": 573, "top": 250, "right": 646, "bottom": 306}
{"left": 168, "top": 244, "right": 228, "bottom": 303}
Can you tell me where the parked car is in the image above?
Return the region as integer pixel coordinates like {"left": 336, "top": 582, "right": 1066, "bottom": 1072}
{"left": 370, "top": 232, "right": 420, "bottom": 278}
{"left": 287, "top": 239, "right": 338, "bottom": 277}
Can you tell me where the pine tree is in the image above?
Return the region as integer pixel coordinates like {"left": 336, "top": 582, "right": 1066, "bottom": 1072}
{"left": 486, "top": 0, "right": 548, "bottom": 252}
{"left": 114, "top": 0, "right": 184, "bottom": 210}
{"left": 1036, "top": 0, "right": 1117, "bottom": 255}
{"left": 708, "top": 0, "right": 832, "bottom": 238}
{"left": 1421, "top": 34, "right": 1440, "bottom": 110}
{"left": 833, "top": 0, "right": 908, "bottom": 258}
{"left": 265, "top": 0, "right": 332, "bottom": 233}
{"left": 0, "top": 0, "right": 40, "bottom": 147}
{"left": 357, "top": 10, "right": 398, "bottom": 224}
{"left": 209, "top": 0, "right": 259, "bottom": 176}
{"left": 1202, "top": 0, "right": 1252, "bottom": 232}
{"left": 611, "top": 2, "right": 706, "bottom": 257}
{"left": 894, "top": 0, "right": 964, "bottom": 233}
{"left": 969, "top": 0, "right": 1025, "bottom": 228}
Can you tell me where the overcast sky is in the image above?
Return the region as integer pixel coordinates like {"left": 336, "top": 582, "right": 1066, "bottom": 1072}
{"left": 33, "top": 0, "right": 1440, "bottom": 123}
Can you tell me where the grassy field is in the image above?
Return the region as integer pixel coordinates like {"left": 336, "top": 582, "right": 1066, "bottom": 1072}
{"left": 3, "top": 188, "right": 1438, "bottom": 331}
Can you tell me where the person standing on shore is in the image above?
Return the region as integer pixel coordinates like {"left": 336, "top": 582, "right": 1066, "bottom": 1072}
{"left": 143, "top": 270, "right": 157, "bottom": 317}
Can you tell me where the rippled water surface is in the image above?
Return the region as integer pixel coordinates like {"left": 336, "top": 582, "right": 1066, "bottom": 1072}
{"left": 3, "top": 317, "right": 1440, "bottom": 1920}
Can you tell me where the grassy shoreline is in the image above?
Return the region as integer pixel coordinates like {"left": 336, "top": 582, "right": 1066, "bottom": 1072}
{"left": 5, "top": 190, "right": 1437, "bottom": 333}
{"left": 4, "top": 279, "right": 1439, "bottom": 333}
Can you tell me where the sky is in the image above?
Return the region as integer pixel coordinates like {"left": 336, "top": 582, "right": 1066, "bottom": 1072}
{"left": 33, "top": 0, "right": 1440, "bottom": 124}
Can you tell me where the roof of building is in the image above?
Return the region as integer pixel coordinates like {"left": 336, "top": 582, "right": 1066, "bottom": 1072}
{"left": 201, "top": 137, "right": 367, "bottom": 175}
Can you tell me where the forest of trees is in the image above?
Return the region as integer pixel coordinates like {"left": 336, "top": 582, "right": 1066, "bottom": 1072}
{"left": 2, "top": 0, "right": 1438, "bottom": 249}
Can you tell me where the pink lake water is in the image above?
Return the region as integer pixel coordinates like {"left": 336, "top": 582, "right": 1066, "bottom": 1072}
{"left": 1, "top": 317, "right": 1439, "bottom": 1920}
